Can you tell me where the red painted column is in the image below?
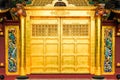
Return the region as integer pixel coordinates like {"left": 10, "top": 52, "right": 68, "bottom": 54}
{"left": 0, "top": 22, "right": 5, "bottom": 75}
{"left": 0, "top": 35, "right": 5, "bottom": 74}
{"left": 115, "top": 37, "right": 120, "bottom": 73}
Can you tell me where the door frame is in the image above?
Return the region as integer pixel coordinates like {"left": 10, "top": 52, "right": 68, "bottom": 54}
{"left": 25, "top": 17, "right": 93, "bottom": 74}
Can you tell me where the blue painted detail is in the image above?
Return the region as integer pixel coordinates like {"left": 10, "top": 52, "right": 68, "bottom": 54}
{"left": 104, "top": 29, "right": 113, "bottom": 72}
{"left": 8, "top": 29, "right": 17, "bottom": 72}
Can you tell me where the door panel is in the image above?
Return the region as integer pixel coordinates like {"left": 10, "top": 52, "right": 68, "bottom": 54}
{"left": 61, "top": 18, "right": 90, "bottom": 73}
{"left": 30, "top": 17, "right": 90, "bottom": 73}
{"left": 30, "top": 18, "right": 60, "bottom": 73}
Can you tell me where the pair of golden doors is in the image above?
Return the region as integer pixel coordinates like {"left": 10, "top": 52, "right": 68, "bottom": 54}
{"left": 30, "top": 17, "right": 91, "bottom": 74}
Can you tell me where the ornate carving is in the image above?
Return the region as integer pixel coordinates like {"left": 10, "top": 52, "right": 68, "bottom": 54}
{"left": 104, "top": 29, "right": 113, "bottom": 72}
{"left": 8, "top": 29, "right": 17, "bottom": 72}
{"left": 51, "top": 10, "right": 69, "bottom": 16}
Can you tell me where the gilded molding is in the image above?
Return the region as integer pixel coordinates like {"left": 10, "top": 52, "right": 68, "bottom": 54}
{"left": 20, "top": 16, "right": 26, "bottom": 76}
{"left": 51, "top": 10, "right": 69, "bottom": 16}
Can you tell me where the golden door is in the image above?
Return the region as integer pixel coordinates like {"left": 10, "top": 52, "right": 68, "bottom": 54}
{"left": 30, "top": 17, "right": 90, "bottom": 74}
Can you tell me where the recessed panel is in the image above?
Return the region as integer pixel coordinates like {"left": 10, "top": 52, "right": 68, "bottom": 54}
{"left": 76, "top": 56, "right": 89, "bottom": 67}
{"left": 45, "top": 56, "right": 58, "bottom": 67}
{"left": 62, "top": 56, "right": 75, "bottom": 66}
{"left": 31, "top": 44, "right": 44, "bottom": 55}
{"left": 46, "top": 44, "right": 58, "bottom": 55}
{"left": 76, "top": 44, "right": 89, "bottom": 55}
{"left": 31, "top": 57, "right": 44, "bottom": 67}
{"left": 62, "top": 44, "right": 75, "bottom": 54}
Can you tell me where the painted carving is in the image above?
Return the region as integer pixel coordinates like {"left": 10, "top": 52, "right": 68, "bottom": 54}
{"left": 8, "top": 29, "right": 17, "bottom": 72}
{"left": 104, "top": 29, "right": 113, "bottom": 72}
